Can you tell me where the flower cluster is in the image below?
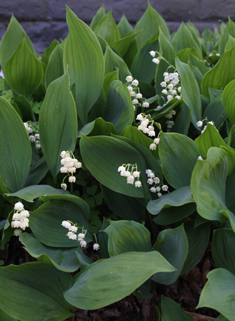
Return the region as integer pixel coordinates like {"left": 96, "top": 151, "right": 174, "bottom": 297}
{"left": 24, "top": 122, "right": 41, "bottom": 149}
{"left": 118, "top": 163, "right": 142, "bottom": 187}
{"left": 126, "top": 76, "right": 149, "bottom": 109}
{"left": 60, "top": 151, "right": 82, "bottom": 189}
{"left": 11, "top": 202, "right": 30, "bottom": 236}
{"left": 61, "top": 220, "right": 100, "bottom": 250}
{"left": 146, "top": 169, "right": 169, "bottom": 197}
{"left": 160, "top": 72, "right": 181, "bottom": 102}
{"left": 136, "top": 113, "right": 156, "bottom": 137}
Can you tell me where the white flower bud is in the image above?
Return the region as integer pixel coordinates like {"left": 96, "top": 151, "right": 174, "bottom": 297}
{"left": 93, "top": 243, "right": 100, "bottom": 250}
{"left": 130, "top": 91, "right": 136, "bottom": 97}
{"left": 35, "top": 134, "right": 40, "bottom": 139}
{"left": 162, "top": 89, "right": 168, "bottom": 95}
{"left": 118, "top": 166, "right": 125, "bottom": 172}
{"left": 69, "top": 226, "right": 78, "bottom": 233}
{"left": 132, "top": 79, "right": 139, "bottom": 86}
{"left": 149, "top": 50, "right": 155, "bottom": 57}
{"left": 162, "top": 185, "right": 168, "bottom": 191}
{"left": 158, "top": 193, "right": 162, "bottom": 198}
{"left": 126, "top": 75, "right": 133, "bottom": 82}
{"left": 150, "top": 187, "right": 156, "bottom": 193}
{"left": 135, "top": 181, "right": 142, "bottom": 187}
{"left": 132, "top": 99, "right": 139, "bottom": 104}
{"left": 136, "top": 114, "right": 143, "bottom": 121}
{"left": 152, "top": 58, "right": 160, "bottom": 64}
{"left": 150, "top": 143, "right": 157, "bottom": 150}
{"left": 198, "top": 156, "right": 203, "bottom": 160}
{"left": 133, "top": 171, "right": 140, "bottom": 178}
{"left": 29, "top": 135, "right": 36, "bottom": 142}
{"left": 127, "top": 86, "right": 133, "bottom": 91}
{"left": 127, "top": 175, "right": 134, "bottom": 184}
{"left": 14, "top": 202, "right": 24, "bottom": 211}
{"left": 80, "top": 240, "right": 87, "bottom": 248}
{"left": 78, "top": 233, "right": 85, "bottom": 240}
{"left": 14, "top": 229, "right": 22, "bottom": 236}
{"left": 196, "top": 121, "right": 203, "bottom": 127}
{"left": 136, "top": 93, "right": 142, "bottom": 99}
{"left": 68, "top": 176, "right": 76, "bottom": 183}
{"left": 61, "top": 183, "right": 67, "bottom": 190}
{"left": 154, "top": 138, "right": 160, "bottom": 144}
{"left": 142, "top": 102, "right": 149, "bottom": 108}
{"left": 62, "top": 221, "right": 71, "bottom": 229}
{"left": 147, "top": 178, "right": 154, "bottom": 185}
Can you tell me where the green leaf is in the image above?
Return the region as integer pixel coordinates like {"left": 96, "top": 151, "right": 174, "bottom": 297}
{"left": 4, "top": 39, "right": 43, "bottom": 97}
{"left": 103, "top": 69, "right": 119, "bottom": 98}
{"left": 44, "top": 44, "right": 64, "bottom": 88}
{"left": 0, "top": 262, "right": 73, "bottom": 321}
{"left": 23, "top": 157, "right": 49, "bottom": 187}
{"left": 39, "top": 72, "right": 77, "bottom": 177}
{"left": 159, "top": 132, "right": 199, "bottom": 189}
{"left": 0, "top": 308, "right": 17, "bottom": 321}
{"left": 29, "top": 197, "right": 89, "bottom": 247}
{"left": 219, "top": 18, "right": 235, "bottom": 55}
{"left": 131, "top": 31, "right": 159, "bottom": 84}
{"left": 222, "top": 79, "right": 235, "bottom": 125}
{"left": 78, "top": 117, "right": 117, "bottom": 137}
{"left": 117, "top": 15, "right": 133, "bottom": 37}
{"left": 152, "top": 225, "right": 188, "bottom": 285}
{"left": 161, "top": 296, "right": 195, "bottom": 321}
{"left": 105, "top": 45, "right": 131, "bottom": 83}
{"left": 90, "top": 5, "right": 106, "bottom": 30}
{"left": 104, "top": 220, "right": 152, "bottom": 256}
{"left": 203, "top": 93, "right": 227, "bottom": 129}
{"left": 181, "top": 221, "right": 210, "bottom": 274}
{"left": 135, "top": 3, "right": 169, "bottom": 50}
{"left": 20, "top": 233, "right": 80, "bottom": 272}
{"left": 80, "top": 135, "right": 146, "bottom": 198}
{"left": 110, "top": 30, "right": 139, "bottom": 58}
{"left": 64, "top": 7, "right": 105, "bottom": 124}
{"left": 101, "top": 184, "right": 145, "bottom": 222}
{"left": 172, "top": 23, "right": 202, "bottom": 56}
{"left": 94, "top": 11, "right": 121, "bottom": 44}
{"left": 195, "top": 123, "right": 227, "bottom": 159}
{"left": 64, "top": 251, "right": 175, "bottom": 310}
{"left": 0, "top": 15, "right": 36, "bottom": 71}
{"left": 147, "top": 186, "right": 194, "bottom": 215}
{"left": 212, "top": 228, "right": 235, "bottom": 275}
{"left": 202, "top": 46, "right": 235, "bottom": 98}
{"left": 105, "top": 80, "right": 134, "bottom": 133}
{"left": 5, "top": 185, "right": 68, "bottom": 203}
{"left": 197, "top": 268, "right": 235, "bottom": 321}
{"left": 0, "top": 97, "right": 31, "bottom": 192}
{"left": 14, "top": 95, "right": 35, "bottom": 121}
{"left": 191, "top": 147, "right": 228, "bottom": 223}
{"left": 42, "top": 39, "right": 59, "bottom": 66}
{"left": 176, "top": 57, "right": 202, "bottom": 126}
{"left": 225, "top": 35, "right": 235, "bottom": 52}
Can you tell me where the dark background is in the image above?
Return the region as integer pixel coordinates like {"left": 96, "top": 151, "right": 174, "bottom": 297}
{"left": 0, "top": 0, "right": 234, "bottom": 54}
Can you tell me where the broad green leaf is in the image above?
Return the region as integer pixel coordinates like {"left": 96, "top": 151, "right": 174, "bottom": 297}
{"left": 0, "top": 262, "right": 73, "bottom": 321}
{"left": 29, "top": 198, "right": 89, "bottom": 247}
{"left": 90, "top": 5, "right": 106, "bottom": 30}
{"left": 223, "top": 79, "right": 235, "bottom": 125}
{"left": 44, "top": 44, "right": 64, "bottom": 88}
{"left": 80, "top": 135, "right": 146, "bottom": 198}
{"left": 4, "top": 39, "right": 43, "bottom": 97}
{"left": 161, "top": 296, "right": 195, "bottom": 321}
{"left": 111, "top": 30, "right": 139, "bottom": 58}
{"left": 78, "top": 117, "right": 117, "bottom": 137}
{"left": 225, "top": 35, "right": 235, "bottom": 52}
{"left": 0, "top": 97, "right": 31, "bottom": 192}
{"left": 181, "top": 221, "right": 210, "bottom": 274}
{"left": 20, "top": 233, "right": 80, "bottom": 272}
{"left": 219, "top": 18, "right": 235, "bottom": 55}
{"left": 105, "top": 220, "right": 151, "bottom": 256}
{"left": 173, "top": 103, "right": 191, "bottom": 135}
{"left": 0, "top": 15, "right": 36, "bottom": 71}
{"left": 118, "top": 15, "right": 133, "bottom": 37}
{"left": 14, "top": 95, "right": 35, "bottom": 121}
{"left": 147, "top": 186, "right": 194, "bottom": 215}
{"left": 159, "top": 132, "right": 199, "bottom": 189}
{"left": 202, "top": 46, "right": 235, "bottom": 98}
{"left": 42, "top": 39, "right": 59, "bottom": 66}
{"left": 105, "top": 80, "right": 134, "bottom": 133}
{"left": 105, "top": 45, "right": 131, "bottom": 83}
{"left": 5, "top": 185, "right": 68, "bottom": 203}
{"left": 120, "top": 125, "right": 159, "bottom": 159}
{"left": 172, "top": 23, "right": 202, "bottom": 56}
{"left": 155, "top": 28, "right": 175, "bottom": 95}
{"left": 64, "top": 7, "right": 105, "bottom": 124}
{"left": 131, "top": 31, "right": 159, "bottom": 84}
{"left": 135, "top": 3, "right": 169, "bottom": 50}
{"left": 23, "top": 157, "right": 48, "bottom": 187}
{"left": 94, "top": 11, "right": 121, "bottom": 44}
{"left": 103, "top": 70, "right": 119, "bottom": 98}
{"left": 64, "top": 251, "right": 175, "bottom": 310}
{"left": 39, "top": 72, "right": 77, "bottom": 177}
{"left": 176, "top": 57, "right": 202, "bottom": 126}
{"left": 191, "top": 147, "right": 228, "bottom": 223}
{"left": 226, "top": 167, "right": 235, "bottom": 213}
{"left": 195, "top": 123, "right": 227, "bottom": 159}
{"left": 221, "top": 145, "right": 235, "bottom": 176}
{"left": 101, "top": 184, "right": 145, "bottom": 222}
{"left": 203, "top": 93, "right": 227, "bottom": 129}
{"left": 216, "top": 315, "right": 230, "bottom": 321}
{"left": 197, "top": 268, "right": 235, "bottom": 321}
{"left": 212, "top": 228, "right": 235, "bottom": 274}
{"left": 0, "top": 308, "right": 17, "bottom": 321}
{"left": 152, "top": 225, "right": 188, "bottom": 285}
